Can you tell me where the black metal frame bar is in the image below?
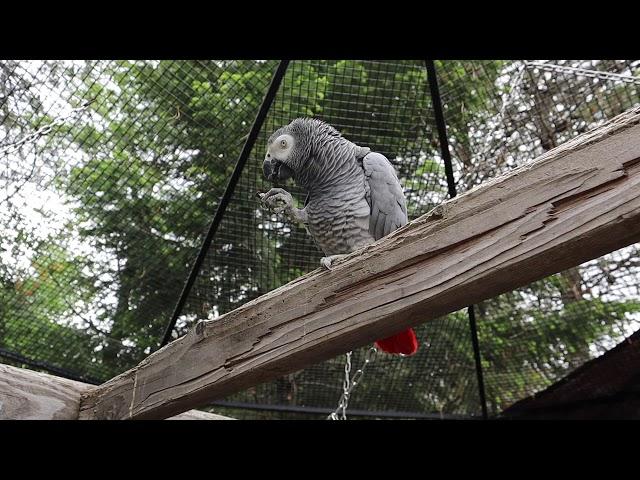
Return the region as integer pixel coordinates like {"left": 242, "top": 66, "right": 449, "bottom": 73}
{"left": 160, "top": 60, "right": 290, "bottom": 347}
{"left": 467, "top": 305, "right": 489, "bottom": 418}
{"left": 0, "top": 347, "right": 103, "bottom": 385}
{"left": 425, "top": 59, "right": 489, "bottom": 420}
{"left": 210, "top": 400, "right": 478, "bottom": 420}
{"left": 425, "top": 61, "right": 457, "bottom": 199}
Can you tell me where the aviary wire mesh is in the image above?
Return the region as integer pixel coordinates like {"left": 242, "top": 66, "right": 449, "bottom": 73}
{"left": 1, "top": 60, "right": 639, "bottom": 419}
{"left": 502, "top": 328, "right": 640, "bottom": 419}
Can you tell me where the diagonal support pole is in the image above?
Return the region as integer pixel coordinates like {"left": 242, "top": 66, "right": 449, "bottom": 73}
{"left": 425, "top": 59, "right": 489, "bottom": 419}
{"left": 160, "top": 60, "right": 290, "bottom": 347}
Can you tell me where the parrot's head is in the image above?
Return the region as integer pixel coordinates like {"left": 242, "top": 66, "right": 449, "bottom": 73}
{"left": 263, "top": 118, "right": 339, "bottom": 186}
{"left": 263, "top": 125, "right": 297, "bottom": 182}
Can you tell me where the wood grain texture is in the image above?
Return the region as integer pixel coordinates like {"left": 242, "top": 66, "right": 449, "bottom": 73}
{"left": 0, "top": 363, "right": 234, "bottom": 420}
{"left": 79, "top": 106, "right": 640, "bottom": 420}
{"left": 0, "top": 364, "right": 92, "bottom": 419}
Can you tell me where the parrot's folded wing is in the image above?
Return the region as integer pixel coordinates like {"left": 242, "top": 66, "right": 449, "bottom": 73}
{"left": 361, "top": 152, "right": 409, "bottom": 240}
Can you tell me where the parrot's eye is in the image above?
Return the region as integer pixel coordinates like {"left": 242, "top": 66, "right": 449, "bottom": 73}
{"left": 280, "top": 139, "right": 287, "bottom": 148}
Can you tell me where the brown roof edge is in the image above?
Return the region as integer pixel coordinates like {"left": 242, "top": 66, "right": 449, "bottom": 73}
{"left": 501, "top": 328, "right": 640, "bottom": 419}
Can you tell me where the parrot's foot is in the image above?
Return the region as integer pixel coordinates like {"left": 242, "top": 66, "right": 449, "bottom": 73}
{"left": 259, "top": 188, "right": 294, "bottom": 214}
{"left": 320, "top": 254, "right": 348, "bottom": 270}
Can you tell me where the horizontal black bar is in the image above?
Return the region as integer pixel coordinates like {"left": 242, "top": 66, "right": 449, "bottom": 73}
{"left": 0, "top": 347, "right": 103, "bottom": 385}
{"left": 209, "top": 400, "right": 479, "bottom": 420}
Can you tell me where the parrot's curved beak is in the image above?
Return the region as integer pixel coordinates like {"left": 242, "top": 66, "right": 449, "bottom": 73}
{"left": 263, "top": 157, "right": 293, "bottom": 182}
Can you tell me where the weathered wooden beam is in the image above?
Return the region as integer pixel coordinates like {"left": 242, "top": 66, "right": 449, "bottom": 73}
{"left": 0, "top": 364, "right": 232, "bottom": 420}
{"left": 0, "top": 364, "right": 92, "bottom": 419}
{"left": 80, "top": 106, "right": 640, "bottom": 420}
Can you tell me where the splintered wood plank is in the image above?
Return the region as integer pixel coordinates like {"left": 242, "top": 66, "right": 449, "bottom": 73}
{"left": 79, "top": 106, "right": 640, "bottom": 420}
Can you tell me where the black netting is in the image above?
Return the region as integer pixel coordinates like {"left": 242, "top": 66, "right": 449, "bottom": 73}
{"left": 1, "top": 60, "right": 639, "bottom": 419}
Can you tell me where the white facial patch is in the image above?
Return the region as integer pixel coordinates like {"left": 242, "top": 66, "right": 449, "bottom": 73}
{"left": 268, "top": 134, "right": 295, "bottom": 161}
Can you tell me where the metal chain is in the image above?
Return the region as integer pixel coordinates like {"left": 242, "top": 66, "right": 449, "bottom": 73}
{"left": 524, "top": 61, "right": 640, "bottom": 86}
{"left": 327, "top": 346, "right": 377, "bottom": 420}
{"left": 0, "top": 99, "right": 95, "bottom": 157}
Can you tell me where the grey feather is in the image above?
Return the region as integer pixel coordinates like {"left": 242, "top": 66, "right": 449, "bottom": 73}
{"left": 361, "top": 152, "right": 408, "bottom": 241}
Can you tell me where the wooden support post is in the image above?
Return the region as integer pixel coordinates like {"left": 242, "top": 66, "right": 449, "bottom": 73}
{"left": 0, "top": 364, "right": 232, "bottom": 420}
{"left": 79, "top": 106, "right": 640, "bottom": 420}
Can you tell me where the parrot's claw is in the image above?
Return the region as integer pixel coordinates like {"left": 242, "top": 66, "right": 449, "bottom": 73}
{"left": 320, "top": 254, "right": 348, "bottom": 270}
{"left": 260, "top": 188, "right": 294, "bottom": 213}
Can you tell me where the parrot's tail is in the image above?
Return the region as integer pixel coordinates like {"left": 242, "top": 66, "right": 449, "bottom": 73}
{"left": 374, "top": 328, "right": 419, "bottom": 356}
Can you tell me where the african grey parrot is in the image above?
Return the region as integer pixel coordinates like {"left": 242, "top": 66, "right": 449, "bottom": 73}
{"left": 259, "top": 117, "right": 418, "bottom": 356}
